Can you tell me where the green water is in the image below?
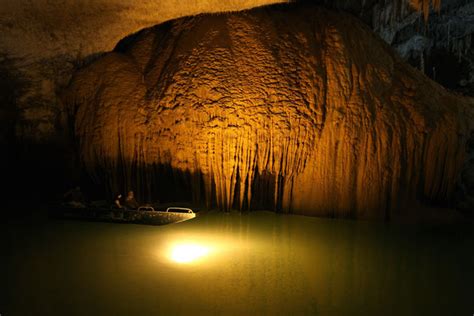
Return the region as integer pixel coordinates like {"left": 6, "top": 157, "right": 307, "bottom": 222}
{"left": 1, "top": 211, "right": 473, "bottom": 315}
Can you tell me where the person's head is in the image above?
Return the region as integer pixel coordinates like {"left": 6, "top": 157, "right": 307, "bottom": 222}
{"left": 115, "top": 193, "right": 122, "bottom": 200}
{"left": 127, "top": 191, "right": 134, "bottom": 198}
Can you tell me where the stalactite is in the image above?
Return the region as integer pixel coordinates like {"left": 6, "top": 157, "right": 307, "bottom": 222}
{"left": 64, "top": 4, "right": 471, "bottom": 219}
{"left": 420, "top": 49, "right": 425, "bottom": 73}
{"left": 372, "top": 0, "right": 443, "bottom": 45}
{"left": 410, "top": 0, "right": 441, "bottom": 22}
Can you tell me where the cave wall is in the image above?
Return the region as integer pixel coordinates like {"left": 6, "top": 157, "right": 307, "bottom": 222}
{"left": 1, "top": 0, "right": 472, "bottom": 145}
{"left": 64, "top": 4, "right": 472, "bottom": 219}
{"left": 372, "top": 0, "right": 474, "bottom": 96}
{"left": 0, "top": 0, "right": 285, "bottom": 201}
{"left": 1, "top": 0, "right": 286, "bottom": 135}
{"left": 1, "top": 0, "right": 473, "bottom": 208}
{"left": 298, "top": 0, "right": 474, "bottom": 95}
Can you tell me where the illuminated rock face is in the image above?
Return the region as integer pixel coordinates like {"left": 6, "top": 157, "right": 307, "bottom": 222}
{"left": 65, "top": 4, "right": 472, "bottom": 219}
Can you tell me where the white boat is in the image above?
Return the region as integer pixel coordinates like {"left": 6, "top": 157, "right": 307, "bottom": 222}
{"left": 51, "top": 204, "right": 197, "bottom": 225}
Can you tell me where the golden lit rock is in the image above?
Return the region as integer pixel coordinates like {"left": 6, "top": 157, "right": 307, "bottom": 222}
{"left": 64, "top": 4, "right": 472, "bottom": 219}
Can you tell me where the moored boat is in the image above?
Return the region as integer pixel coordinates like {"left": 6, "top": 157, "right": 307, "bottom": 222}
{"left": 50, "top": 204, "right": 197, "bottom": 225}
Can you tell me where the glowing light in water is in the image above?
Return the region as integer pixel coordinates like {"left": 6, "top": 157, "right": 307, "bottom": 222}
{"left": 170, "top": 244, "right": 211, "bottom": 263}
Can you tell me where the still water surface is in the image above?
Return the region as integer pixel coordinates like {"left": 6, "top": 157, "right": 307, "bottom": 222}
{"left": 1, "top": 211, "right": 473, "bottom": 315}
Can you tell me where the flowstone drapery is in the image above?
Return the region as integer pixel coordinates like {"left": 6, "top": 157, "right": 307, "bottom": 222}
{"left": 64, "top": 4, "right": 472, "bottom": 219}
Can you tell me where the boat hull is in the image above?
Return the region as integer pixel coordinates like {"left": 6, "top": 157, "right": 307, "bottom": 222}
{"left": 50, "top": 207, "right": 196, "bottom": 225}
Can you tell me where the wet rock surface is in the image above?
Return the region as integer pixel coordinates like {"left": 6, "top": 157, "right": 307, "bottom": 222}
{"left": 1, "top": 0, "right": 472, "bottom": 146}
{"left": 65, "top": 4, "right": 473, "bottom": 219}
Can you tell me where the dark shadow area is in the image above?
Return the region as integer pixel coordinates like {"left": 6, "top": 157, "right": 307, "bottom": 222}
{"left": 10, "top": 141, "right": 80, "bottom": 203}
{"left": 249, "top": 171, "right": 283, "bottom": 212}
{"left": 424, "top": 48, "right": 474, "bottom": 96}
{"left": 287, "top": 0, "right": 378, "bottom": 23}
{"left": 0, "top": 53, "right": 94, "bottom": 208}
{"left": 82, "top": 162, "right": 207, "bottom": 208}
{"left": 81, "top": 161, "right": 287, "bottom": 213}
{"left": 0, "top": 55, "right": 24, "bottom": 205}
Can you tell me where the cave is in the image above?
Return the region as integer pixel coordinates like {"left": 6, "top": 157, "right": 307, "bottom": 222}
{"left": 1, "top": 1, "right": 473, "bottom": 315}
{"left": 63, "top": 3, "right": 471, "bottom": 219}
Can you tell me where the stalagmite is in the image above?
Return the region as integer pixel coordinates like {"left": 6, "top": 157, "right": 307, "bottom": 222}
{"left": 64, "top": 3, "right": 472, "bottom": 219}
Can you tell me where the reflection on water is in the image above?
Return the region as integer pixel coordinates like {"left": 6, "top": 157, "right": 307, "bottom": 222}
{"left": 169, "top": 243, "right": 211, "bottom": 263}
{"left": 1, "top": 211, "right": 473, "bottom": 315}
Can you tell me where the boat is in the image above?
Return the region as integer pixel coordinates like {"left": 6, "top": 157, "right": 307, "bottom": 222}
{"left": 50, "top": 204, "right": 197, "bottom": 226}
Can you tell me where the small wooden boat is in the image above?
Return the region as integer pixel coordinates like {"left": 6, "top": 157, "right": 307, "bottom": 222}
{"left": 50, "top": 204, "right": 196, "bottom": 226}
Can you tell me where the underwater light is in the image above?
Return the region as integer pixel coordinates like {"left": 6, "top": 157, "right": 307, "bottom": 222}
{"left": 170, "top": 244, "right": 210, "bottom": 263}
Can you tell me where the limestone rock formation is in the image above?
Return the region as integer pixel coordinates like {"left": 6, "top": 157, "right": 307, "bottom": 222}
{"left": 0, "top": 0, "right": 284, "bottom": 142}
{"left": 65, "top": 3, "right": 472, "bottom": 219}
{"left": 1, "top": 0, "right": 473, "bottom": 147}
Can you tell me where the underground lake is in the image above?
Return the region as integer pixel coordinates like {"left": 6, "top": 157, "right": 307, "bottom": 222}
{"left": 1, "top": 1, "right": 473, "bottom": 315}
{"left": 1, "top": 211, "right": 473, "bottom": 315}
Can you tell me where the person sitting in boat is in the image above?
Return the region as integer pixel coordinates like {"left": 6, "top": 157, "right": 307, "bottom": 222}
{"left": 113, "top": 193, "right": 123, "bottom": 209}
{"left": 124, "top": 190, "right": 140, "bottom": 210}
{"left": 63, "top": 186, "right": 86, "bottom": 208}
